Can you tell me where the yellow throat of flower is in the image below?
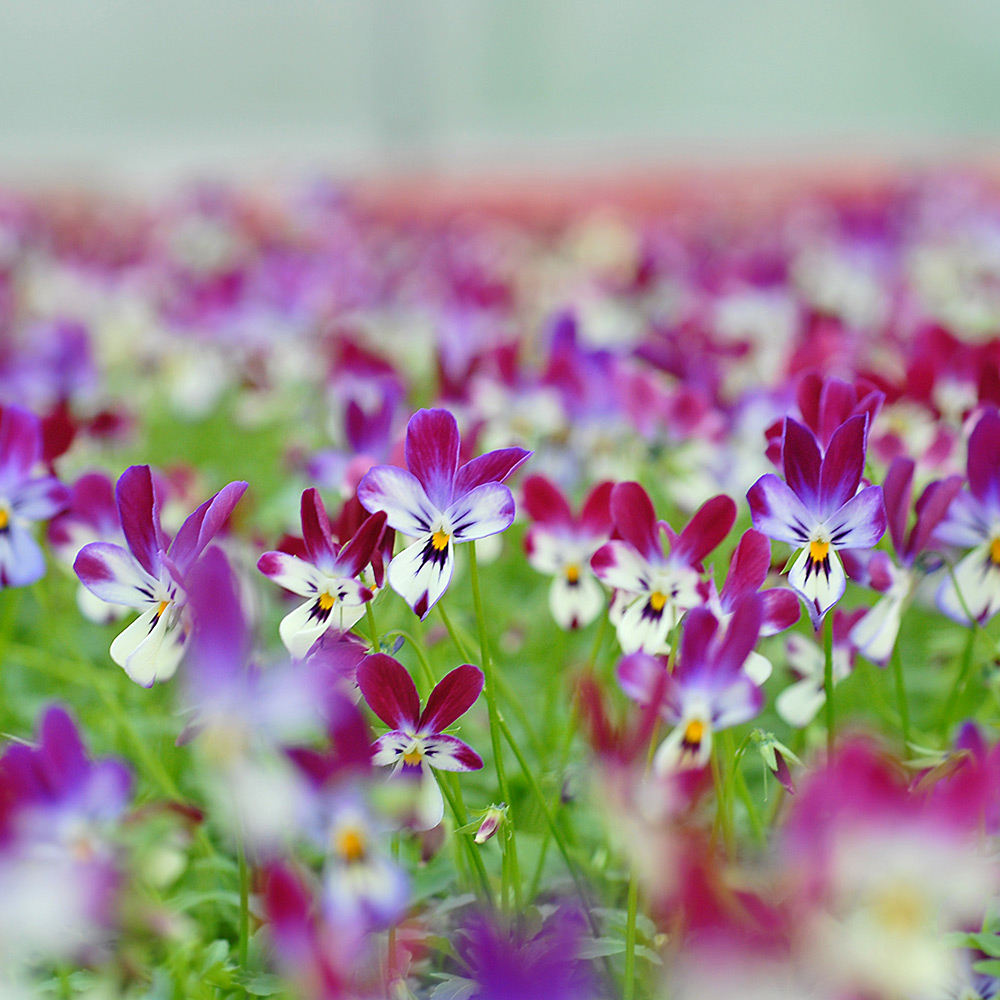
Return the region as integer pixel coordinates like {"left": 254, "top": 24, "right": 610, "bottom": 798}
{"left": 649, "top": 591, "right": 667, "bottom": 612}
{"left": 682, "top": 718, "right": 705, "bottom": 747}
{"left": 0, "top": 509, "right": 8, "bottom": 531}
{"left": 990, "top": 537, "right": 1000, "bottom": 566}
{"left": 402, "top": 744, "right": 423, "bottom": 766}
{"left": 318, "top": 591, "right": 336, "bottom": 611}
{"left": 335, "top": 827, "right": 367, "bottom": 864}
{"left": 431, "top": 530, "right": 450, "bottom": 551}
{"left": 809, "top": 539, "right": 830, "bottom": 563}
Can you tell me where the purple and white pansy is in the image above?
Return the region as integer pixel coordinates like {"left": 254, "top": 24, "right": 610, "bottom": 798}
{"left": 74, "top": 465, "right": 247, "bottom": 687}
{"left": 590, "top": 481, "right": 736, "bottom": 655}
{"left": 257, "top": 488, "right": 387, "bottom": 657}
{"left": 358, "top": 408, "right": 530, "bottom": 619}
{"left": 357, "top": 653, "right": 484, "bottom": 830}
{"left": 617, "top": 593, "right": 765, "bottom": 773}
{"left": 0, "top": 404, "right": 71, "bottom": 588}
{"left": 747, "top": 414, "right": 886, "bottom": 628}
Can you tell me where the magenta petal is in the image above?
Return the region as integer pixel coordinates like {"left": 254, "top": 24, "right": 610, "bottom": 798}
{"left": 795, "top": 374, "right": 823, "bottom": 434}
{"left": 720, "top": 529, "right": 771, "bottom": 606}
{"left": 819, "top": 414, "right": 867, "bottom": 516}
{"left": 967, "top": 409, "right": 1000, "bottom": 510}
{"left": 747, "top": 474, "right": 815, "bottom": 546}
{"left": 116, "top": 465, "right": 165, "bottom": 579}
{"left": 169, "top": 480, "right": 248, "bottom": 578}
{"left": 617, "top": 651, "right": 669, "bottom": 709}
{"left": 186, "top": 546, "right": 249, "bottom": 680}
{"left": 909, "top": 474, "right": 964, "bottom": 560}
{"left": 817, "top": 377, "right": 856, "bottom": 446}
{"left": 405, "top": 408, "right": 460, "bottom": 511}
{"left": 0, "top": 405, "right": 40, "bottom": 494}
{"left": 333, "top": 510, "right": 387, "bottom": 578}
{"left": 447, "top": 482, "right": 515, "bottom": 541}
{"left": 521, "top": 475, "right": 573, "bottom": 528}
{"left": 455, "top": 447, "right": 532, "bottom": 496}
{"left": 760, "top": 588, "right": 801, "bottom": 635}
{"left": 782, "top": 418, "right": 822, "bottom": 508}
{"left": 611, "top": 482, "right": 661, "bottom": 562}
{"left": 826, "top": 484, "right": 887, "bottom": 549}
{"left": 673, "top": 494, "right": 736, "bottom": 566}
{"left": 420, "top": 733, "right": 483, "bottom": 772}
{"left": 881, "top": 456, "right": 915, "bottom": 556}
{"left": 358, "top": 465, "right": 438, "bottom": 535}
{"left": 714, "top": 592, "right": 763, "bottom": 676}
{"left": 38, "top": 705, "right": 88, "bottom": 791}
{"left": 418, "top": 663, "right": 484, "bottom": 734}
{"left": 75, "top": 541, "right": 159, "bottom": 605}
{"left": 677, "top": 607, "right": 719, "bottom": 675}
{"left": 579, "top": 480, "right": 614, "bottom": 536}
{"left": 357, "top": 653, "right": 420, "bottom": 731}
{"left": 300, "top": 488, "right": 336, "bottom": 568}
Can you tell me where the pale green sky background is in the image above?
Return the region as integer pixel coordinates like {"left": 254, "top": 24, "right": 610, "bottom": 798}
{"left": 2, "top": 1, "right": 999, "bottom": 181}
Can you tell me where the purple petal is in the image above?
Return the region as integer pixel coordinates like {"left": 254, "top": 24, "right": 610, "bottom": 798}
{"left": 617, "top": 651, "right": 670, "bottom": 709}
{"left": 185, "top": 546, "right": 249, "bottom": 682}
{"left": 0, "top": 406, "right": 40, "bottom": 494}
{"left": 404, "top": 408, "right": 460, "bottom": 511}
{"left": 825, "top": 485, "right": 887, "bottom": 550}
{"left": 672, "top": 494, "right": 736, "bottom": 566}
{"left": 760, "top": 588, "right": 801, "bottom": 635}
{"left": 38, "top": 705, "right": 88, "bottom": 793}
{"left": 418, "top": 663, "right": 484, "bottom": 734}
{"left": 711, "top": 675, "right": 765, "bottom": 730}
{"left": 12, "top": 477, "right": 71, "bottom": 522}
{"left": 0, "top": 524, "right": 46, "bottom": 587}
{"left": 579, "top": 480, "right": 614, "bottom": 536}
{"left": 300, "top": 488, "right": 336, "bottom": 568}
{"left": 168, "top": 480, "right": 248, "bottom": 579}
{"left": 934, "top": 491, "right": 990, "bottom": 549}
{"left": 881, "top": 456, "right": 914, "bottom": 556}
{"left": 75, "top": 541, "right": 160, "bottom": 605}
{"left": 817, "top": 377, "right": 856, "bottom": 445}
{"left": 677, "top": 607, "right": 720, "bottom": 677}
{"left": 447, "top": 482, "right": 515, "bottom": 541}
{"left": 782, "top": 418, "right": 822, "bottom": 509}
{"left": 356, "top": 653, "right": 420, "bottom": 731}
{"left": 713, "top": 592, "right": 763, "bottom": 677}
{"left": 967, "top": 409, "right": 1000, "bottom": 511}
{"left": 419, "top": 733, "right": 483, "bottom": 772}
{"left": 521, "top": 475, "right": 573, "bottom": 528}
{"left": 333, "top": 510, "right": 387, "bottom": 578}
{"left": 590, "top": 539, "right": 651, "bottom": 592}
{"left": 357, "top": 464, "right": 438, "bottom": 536}
{"left": 611, "top": 481, "right": 661, "bottom": 562}
{"left": 455, "top": 447, "right": 532, "bottom": 496}
{"left": 819, "top": 414, "right": 868, "bottom": 516}
{"left": 720, "top": 529, "right": 771, "bottom": 607}
{"left": 908, "top": 474, "right": 964, "bottom": 560}
{"left": 747, "top": 474, "right": 816, "bottom": 546}
{"left": 257, "top": 551, "right": 324, "bottom": 597}
{"left": 115, "top": 465, "right": 165, "bottom": 579}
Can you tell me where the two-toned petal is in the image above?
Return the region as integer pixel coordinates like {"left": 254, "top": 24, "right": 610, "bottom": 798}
{"left": 419, "top": 734, "right": 482, "bottom": 772}
{"left": 824, "top": 484, "right": 887, "bottom": 550}
{"left": 747, "top": 474, "right": 816, "bottom": 547}
{"left": 386, "top": 531, "right": 454, "bottom": 620}
{"left": 447, "top": 482, "right": 515, "bottom": 541}
{"left": 75, "top": 542, "right": 164, "bottom": 606}
{"left": 0, "top": 524, "right": 47, "bottom": 587}
{"left": 788, "top": 545, "right": 847, "bottom": 627}
{"left": 110, "top": 604, "right": 185, "bottom": 687}
{"left": 404, "top": 408, "right": 460, "bottom": 511}
{"left": 358, "top": 465, "right": 439, "bottom": 536}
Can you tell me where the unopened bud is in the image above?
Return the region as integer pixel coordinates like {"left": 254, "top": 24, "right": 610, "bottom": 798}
{"left": 474, "top": 803, "right": 507, "bottom": 844}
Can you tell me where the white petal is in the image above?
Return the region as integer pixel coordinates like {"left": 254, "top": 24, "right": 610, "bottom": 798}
{"left": 415, "top": 767, "right": 445, "bottom": 831}
{"left": 787, "top": 545, "right": 846, "bottom": 623}
{"left": 386, "top": 533, "right": 454, "bottom": 620}
{"left": 110, "top": 605, "right": 185, "bottom": 687}
{"left": 743, "top": 650, "right": 773, "bottom": 685}
{"left": 652, "top": 719, "right": 713, "bottom": 774}
{"left": 615, "top": 593, "right": 675, "bottom": 655}
{"left": 279, "top": 597, "right": 336, "bottom": 659}
{"left": 76, "top": 584, "right": 126, "bottom": 625}
{"left": 549, "top": 572, "right": 604, "bottom": 630}
{"left": 776, "top": 677, "right": 827, "bottom": 728}
{"left": 850, "top": 593, "right": 905, "bottom": 665}
{"left": 258, "top": 552, "right": 326, "bottom": 598}
{"left": 937, "top": 543, "right": 1000, "bottom": 626}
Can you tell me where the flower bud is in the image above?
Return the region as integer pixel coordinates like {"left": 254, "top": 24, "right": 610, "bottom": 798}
{"left": 474, "top": 803, "right": 508, "bottom": 845}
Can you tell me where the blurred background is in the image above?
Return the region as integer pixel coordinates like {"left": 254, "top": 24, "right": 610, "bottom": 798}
{"left": 3, "top": 0, "right": 1000, "bottom": 190}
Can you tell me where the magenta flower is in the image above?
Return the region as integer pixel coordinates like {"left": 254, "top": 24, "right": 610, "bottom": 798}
{"left": 522, "top": 475, "right": 613, "bottom": 630}
{"left": 590, "top": 482, "right": 736, "bottom": 654}
{"left": 74, "top": 465, "right": 247, "bottom": 686}
{"left": 257, "top": 488, "right": 388, "bottom": 657}
{"left": 936, "top": 409, "right": 1000, "bottom": 625}
{"left": 747, "top": 415, "right": 886, "bottom": 627}
{"left": 357, "top": 653, "right": 483, "bottom": 829}
{"left": 617, "top": 593, "right": 764, "bottom": 772}
{"left": 0, "top": 404, "right": 70, "bottom": 588}
{"left": 358, "top": 408, "right": 530, "bottom": 619}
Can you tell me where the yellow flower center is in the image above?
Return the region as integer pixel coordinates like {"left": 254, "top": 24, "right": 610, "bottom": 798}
{"left": 335, "top": 827, "right": 367, "bottom": 864}
{"left": 649, "top": 591, "right": 667, "bottom": 612}
{"left": 0, "top": 508, "right": 8, "bottom": 531}
{"left": 870, "top": 882, "right": 928, "bottom": 934}
{"left": 566, "top": 564, "right": 580, "bottom": 584}
{"left": 682, "top": 718, "right": 705, "bottom": 747}
{"left": 431, "top": 530, "right": 450, "bottom": 551}
{"left": 156, "top": 599, "right": 171, "bottom": 618}
{"left": 318, "top": 591, "right": 336, "bottom": 611}
{"left": 809, "top": 539, "right": 830, "bottom": 563}
{"left": 990, "top": 538, "right": 1000, "bottom": 566}
{"left": 402, "top": 744, "right": 423, "bottom": 766}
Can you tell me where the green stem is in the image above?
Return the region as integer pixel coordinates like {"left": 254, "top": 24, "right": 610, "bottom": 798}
{"left": 437, "top": 773, "right": 494, "bottom": 910}
{"left": 438, "top": 603, "right": 474, "bottom": 662}
{"left": 383, "top": 628, "right": 437, "bottom": 692}
{"left": 734, "top": 765, "right": 765, "bottom": 845}
{"left": 711, "top": 740, "right": 734, "bottom": 856}
{"left": 823, "top": 612, "right": 835, "bottom": 756}
{"left": 237, "top": 832, "right": 250, "bottom": 969}
{"left": 889, "top": 641, "right": 911, "bottom": 751}
{"left": 365, "top": 602, "right": 379, "bottom": 651}
{"left": 623, "top": 871, "right": 639, "bottom": 1000}
{"left": 468, "top": 543, "right": 522, "bottom": 915}
{"left": 940, "top": 627, "right": 977, "bottom": 739}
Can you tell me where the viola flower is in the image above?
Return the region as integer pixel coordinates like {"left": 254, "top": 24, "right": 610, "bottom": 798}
{"left": 74, "top": 465, "right": 247, "bottom": 686}
{"left": 591, "top": 481, "right": 736, "bottom": 655}
{"left": 0, "top": 404, "right": 71, "bottom": 588}
{"left": 747, "top": 414, "right": 886, "bottom": 627}
{"left": 522, "top": 475, "right": 613, "bottom": 630}
{"left": 357, "top": 653, "right": 484, "bottom": 830}
{"left": 258, "top": 488, "right": 388, "bottom": 657}
{"left": 358, "top": 408, "right": 530, "bottom": 619}
{"left": 936, "top": 409, "right": 1000, "bottom": 625}
{"left": 847, "top": 456, "right": 963, "bottom": 663}
{"left": 617, "top": 594, "right": 764, "bottom": 772}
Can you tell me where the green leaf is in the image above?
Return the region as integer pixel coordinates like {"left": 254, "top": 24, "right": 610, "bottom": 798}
{"left": 231, "top": 972, "right": 286, "bottom": 996}
{"left": 428, "top": 976, "right": 478, "bottom": 1000}
{"left": 973, "top": 958, "right": 1000, "bottom": 978}
{"left": 576, "top": 936, "right": 625, "bottom": 958}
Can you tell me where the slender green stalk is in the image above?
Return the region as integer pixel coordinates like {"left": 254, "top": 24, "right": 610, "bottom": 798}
{"left": 889, "top": 641, "right": 911, "bottom": 751}
{"left": 365, "top": 602, "right": 380, "bottom": 651}
{"left": 940, "top": 627, "right": 977, "bottom": 738}
{"left": 236, "top": 832, "right": 250, "bottom": 969}
{"left": 388, "top": 833, "right": 400, "bottom": 973}
{"left": 438, "top": 603, "right": 474, "bottom": 662}
{"left": 623, "top": 871, "right": 639, "bottom": 1000}
{"left": 734, "top": 766, "right": 765, "bottom": 845}
{"left": 383, "top": 628, "right": 437, "bottom": 691}
{"left": 710, "top": 741, "right": 734, "bottom": 856}
{"left": 823, "top": 612, "right": 835, "bottom": 756}
{"left": 437, "top": 773, "right": 494, "bottom": 909}
{"left": 467, "top": 543, "right": 522, "bottom": 915}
